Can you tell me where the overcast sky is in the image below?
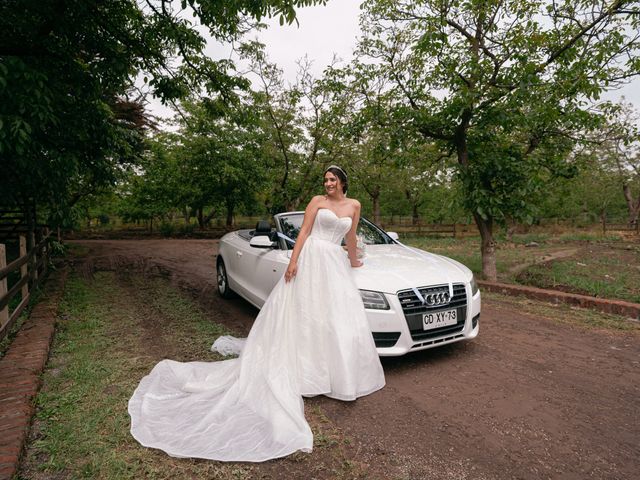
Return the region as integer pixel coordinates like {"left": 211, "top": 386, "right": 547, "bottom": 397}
{"left": 150, "top": 0, "right": 639, "bottom": 124}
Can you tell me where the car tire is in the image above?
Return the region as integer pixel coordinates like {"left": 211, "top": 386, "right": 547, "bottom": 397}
{"left": 217, "top": 258, "right": 235, "bottom": 298}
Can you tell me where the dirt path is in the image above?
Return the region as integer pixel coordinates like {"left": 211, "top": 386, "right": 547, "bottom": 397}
{"left": 506, "top": 247, "right": 580, "bottom": 276}
{"left": 71, "top": 239, "right": 640, "bottom": 479}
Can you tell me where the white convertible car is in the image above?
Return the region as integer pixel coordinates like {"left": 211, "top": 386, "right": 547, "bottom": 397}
{"left": 216, "top": 211, "right": 481, "bottom": 356}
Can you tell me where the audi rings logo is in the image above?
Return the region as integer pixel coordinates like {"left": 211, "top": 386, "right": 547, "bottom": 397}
{"left": 424, "top": 290, "right": 450, "bottom": 306}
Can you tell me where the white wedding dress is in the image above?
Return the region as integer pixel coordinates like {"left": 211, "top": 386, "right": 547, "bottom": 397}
{"left": 128, "top": 208, "right": 385, "bottom": 462}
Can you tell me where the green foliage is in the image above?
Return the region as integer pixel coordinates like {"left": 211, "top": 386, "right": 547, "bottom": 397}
{"left": 159, "top": 222, "right": 176, "bottom": 237}
{"left": 117, "top": 137, "right": 180, "bottom": 225}
{"left": 176, "top": 98, "right": 269, "bottom": 224}
{"left": 0, "top": 0, "right": 324, "bottom": 225}
{"left": 358, "top": 0, "right": 640, "bottom": 277}
{"left": 116, "top": 97, "right": 269, "bottom": 227}
{"left": 242, "top": 42, "right": 355, "bottom": 212}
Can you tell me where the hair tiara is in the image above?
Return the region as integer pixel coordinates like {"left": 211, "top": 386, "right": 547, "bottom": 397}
{"left": 324, "top": 164, "right": 347, "bottom": 179}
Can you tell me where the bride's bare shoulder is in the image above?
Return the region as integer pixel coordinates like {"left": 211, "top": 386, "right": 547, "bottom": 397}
{"left": 309, "top": 195, "right": 325, "bottom": 207}
{"left": 349, "top": 199, "right": 361, "bottom": 210}
{"left": 304, "top": 195, "right": 325, "bottom": 212}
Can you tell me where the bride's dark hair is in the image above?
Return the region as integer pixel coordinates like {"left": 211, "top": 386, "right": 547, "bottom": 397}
{"left": 324, "top": 165, "right": 348, "bottom": 194}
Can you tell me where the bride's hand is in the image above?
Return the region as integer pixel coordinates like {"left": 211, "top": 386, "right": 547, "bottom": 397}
{"left": 285, "top": 261, "right": 297, "bottom": 282}
{"left": 350, "top": 259, "right": 363, "bottom": 268}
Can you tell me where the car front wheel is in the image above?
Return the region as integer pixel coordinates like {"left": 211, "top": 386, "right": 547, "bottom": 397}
{"left": 217, "top": 258, "right": 235, "bottom": 298}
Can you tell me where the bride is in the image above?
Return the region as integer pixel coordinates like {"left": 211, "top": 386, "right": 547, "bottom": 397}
{"left": 128, "top": 165, "right": 385, "bottom": 462}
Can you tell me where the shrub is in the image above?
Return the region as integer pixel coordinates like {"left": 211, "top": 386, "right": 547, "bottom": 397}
{"left": 159, "top": 222, "right": 175, "bottom": 237}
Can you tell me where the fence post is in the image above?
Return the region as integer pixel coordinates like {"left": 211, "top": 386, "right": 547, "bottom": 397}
{"left": 453, "top": 224, "right": 457, "bottom": 238}
{"left": 29, "top": 229, "right": 38, "bottom": 282}
{"left": 20, "top": 235, "right": 28, "bottom": 300}
{"left": 43, "top": 227, "right": 50, "bottom": 275}
{"left": 0, "top": 244, "right": 7, "bottom": 329}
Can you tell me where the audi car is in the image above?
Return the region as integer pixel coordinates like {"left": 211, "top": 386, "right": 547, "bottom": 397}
{"left": 216, "top": 211, "right": 481, "bottom": 356}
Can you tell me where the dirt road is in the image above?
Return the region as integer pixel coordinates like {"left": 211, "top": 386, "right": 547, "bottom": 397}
{"left": 71, "top": 239, "right": 640, "bottom": 479}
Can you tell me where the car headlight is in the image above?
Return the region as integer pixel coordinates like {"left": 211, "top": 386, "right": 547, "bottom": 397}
{"left": 359, "top": 290, "right": 390, "bottom": 310}
{"left": 470, "top": 275, "right": 479, "bottom": 296}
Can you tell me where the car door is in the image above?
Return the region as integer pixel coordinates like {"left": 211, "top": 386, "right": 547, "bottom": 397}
{"left": 221, "top": 233, "right": 251, "bottom": 298}
{"left": 239, "top": 245, "right": 288, "bottom": 307}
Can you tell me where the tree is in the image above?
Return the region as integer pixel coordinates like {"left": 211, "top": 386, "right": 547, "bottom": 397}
{"left": 597, "top": 102, "right": 640, "bottom": 226}
{"left": 242, "top": 42, "right": 353, "bottom": 212}
{"left": 359, "top": 0, "right": 640, "bottom": 280}
{"left": 0, "top": 0, "right": 325, "bottom": 225}
{"left": 175, "top": 98, "right": 268, "bottom": 226}
{"left": 117, "top": 138, "right": 180, "bottom": 230}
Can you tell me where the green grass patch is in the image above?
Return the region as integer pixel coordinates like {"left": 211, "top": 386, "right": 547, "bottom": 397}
{"left": 20, "top": 270, "right": 359, "bottom": 479}
{"left": 19, "top": 271, "right": 250, "bottom": 480}
{"left": 556, "top": 232, "right": 623, "bottom": 243}
{"left": 517, "top": 255, "right": 640, "bottom": 304}
{"left": 404, "top": 234, "right": 640, "bottom": 303}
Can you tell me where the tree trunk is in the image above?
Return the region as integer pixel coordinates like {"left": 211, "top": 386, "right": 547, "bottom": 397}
{"left": 182, "top": 207, "right": 190, "bottom": 224}
{"left": 453, "top": 113, "right": 498, "bottom": 280}
{"left": 412, "top": 203, "right": 419, "bottom": 226}
{"left": 197, "top": 207, "right": 204, "bottom": 228}
{"left": 202, "top": 208, "right": 217, "bottom": 227}
{"left": 226, "top": 203, "right": 235, "bottom": 227}
{"left": 622, "top": 184, "right": 640, "bottom": 227}
{"left": 474, "top": 213, "right": 497, "bottom": 281}
{"left": 372, "top": 193, "right": 381, "bottom": 224}
{"left": 505, "top": 217, "right": 517, "bottom": 242}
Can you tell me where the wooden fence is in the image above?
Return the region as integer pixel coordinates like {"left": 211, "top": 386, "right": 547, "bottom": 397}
{"left": 601, "top": 221, "right": 639, "bottom": 235}
{"left": 0, "top": 206, "right": 51, "bottom": 341}
{"left": 379, "top": 222, "right": 479, "bottom": 238}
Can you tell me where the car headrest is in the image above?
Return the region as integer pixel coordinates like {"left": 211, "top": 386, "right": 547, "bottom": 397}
{"left": 254, "top": 220, "right": 271, "bottom": 236}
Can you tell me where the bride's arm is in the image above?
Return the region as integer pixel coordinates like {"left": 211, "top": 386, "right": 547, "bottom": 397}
{"left": 345, "top": 200, "right": 362, "bottom": 268}
{"left": 285, "top": 196, "right": 322, "bottom": 282}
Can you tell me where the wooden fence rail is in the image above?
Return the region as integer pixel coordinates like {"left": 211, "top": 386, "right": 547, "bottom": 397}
{"left": 0, "top": 231, "right": 51, "bottom": 341}
{"left": 379, "top": 223, "right": 479, "bottom": 238}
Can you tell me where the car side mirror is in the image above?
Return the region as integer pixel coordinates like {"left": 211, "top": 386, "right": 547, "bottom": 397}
{"left": 387, "top": 231, "right": 399, "bottom": 241}
{"left": 249, "top": 235, "right": 276, "bottom": 249}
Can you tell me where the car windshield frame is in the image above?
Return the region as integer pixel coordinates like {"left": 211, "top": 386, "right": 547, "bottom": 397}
{"left": 273, "top": 211, "right": 395, "bottom": 250}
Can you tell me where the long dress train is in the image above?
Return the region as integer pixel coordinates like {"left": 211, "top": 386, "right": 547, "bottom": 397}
{"left": 128, "top": 208, "right": 385, "bottom": 461}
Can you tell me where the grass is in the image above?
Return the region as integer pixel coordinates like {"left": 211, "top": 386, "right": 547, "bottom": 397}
{"left": 19, "top": 270, "right": 361, "bottom": 480}
{"left": 403, "top": 233, "right": 640, "bottom": 303}
{"left": 517, "top": 252, "right": 640, "bottom": 303}
{"left": 19, "top": 271, "right": 249, "bottom": 480}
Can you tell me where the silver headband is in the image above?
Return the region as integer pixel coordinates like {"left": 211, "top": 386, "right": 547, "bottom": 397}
{"left": 324, "top": 164, "right": 347, "bottom": 179}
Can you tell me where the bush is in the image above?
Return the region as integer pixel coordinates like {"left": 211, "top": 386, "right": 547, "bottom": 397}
{"left": 49, "top": 240, "right": 67, "bottom": 257}
{"left": 159, "top": 222, "right": 175, "bottom": 237}
{"left": 179, "top": 224, "right": 195, "bottom": 235}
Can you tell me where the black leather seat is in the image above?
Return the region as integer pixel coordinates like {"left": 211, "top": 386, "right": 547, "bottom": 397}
{"left": 254, "top": 220, "right": 271, "bottom": 237}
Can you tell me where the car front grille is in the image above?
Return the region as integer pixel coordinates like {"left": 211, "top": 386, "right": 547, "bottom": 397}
{"left": 397, "top": 283, "right": 468, "bottom": 342}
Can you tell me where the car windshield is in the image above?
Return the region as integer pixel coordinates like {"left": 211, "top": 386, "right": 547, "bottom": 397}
{"left": 276, "top": 212, "right": 394, "bottom": 249}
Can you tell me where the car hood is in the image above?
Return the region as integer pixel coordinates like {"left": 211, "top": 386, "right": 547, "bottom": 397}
{"left": 352, "top": 244, "right": 472, "bottom": 294}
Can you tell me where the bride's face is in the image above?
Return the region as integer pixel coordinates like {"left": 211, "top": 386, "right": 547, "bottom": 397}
{"left": 324, "top": 172, "right": 342, "bottom": 196}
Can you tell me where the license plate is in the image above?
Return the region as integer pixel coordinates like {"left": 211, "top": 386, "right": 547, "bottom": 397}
{"left": 423, "top": 309, "right": 457, "bottom": 330}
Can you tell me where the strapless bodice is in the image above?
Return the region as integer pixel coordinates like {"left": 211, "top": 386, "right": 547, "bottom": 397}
{"left": 308, "top": 208, "right": 352, "bottom": 245}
